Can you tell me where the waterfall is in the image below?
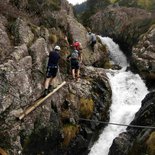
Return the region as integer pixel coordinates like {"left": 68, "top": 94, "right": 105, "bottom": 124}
{"left": 89, "top": 37, "right": 149, "bottom": 155}
{"left": 99, "top": 36, "right": 128, "bottom": 68}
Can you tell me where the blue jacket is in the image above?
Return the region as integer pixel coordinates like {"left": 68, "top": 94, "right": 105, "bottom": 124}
{"left": 47, "top": 50, "right": 60, "bottom": 67}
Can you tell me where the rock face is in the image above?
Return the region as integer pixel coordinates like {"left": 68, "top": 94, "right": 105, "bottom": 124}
{"left": 0, "top": 1, "right": 112, "bottom": 154}
{"left": 131, "top": 25, "right": 155, "bottom": 84}
{"left": 0, "top": 64, "right": 112, "bottom": 154}
{"left": 109, "top": 91, "right": 155, "bottom": 155}
{"left": 0, "top": 15, "right": 12, "bottom": 62}
{"left": 13, "top": 18, "right": 34, "bottom": 45}
{"left": 67, "top": 16, "right": 110, "bottom": 67}
{"left": 60, "top": 0, "right": 74, "bottom": 16}
{"left": 89, "top": 6, "right": 152, "bottom": 53}
{"left": 1, "top": 1, "right": 155, "bottom": 155}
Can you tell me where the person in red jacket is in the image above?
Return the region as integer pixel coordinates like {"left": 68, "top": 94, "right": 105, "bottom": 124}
{"left": 71, "top": 39, "right": 82, "bottom": 51}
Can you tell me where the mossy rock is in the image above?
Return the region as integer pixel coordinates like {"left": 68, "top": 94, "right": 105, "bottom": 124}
{"left": 48, "top": 0, "right": 61, "bottom": 11}
{"left": 104, "top": 61, "right": 113, "bottom": 69}
{"left": 146, "top": 131, "right": 155, "bottom": 155}
{"left": 61, "top": 110, "right": 73, "bottom": 122}
{"left": 62, "top": 124, "right": 79, "bottom": 147}
{"left": 0, "top": 131, "right": 11, "bottom": 151}
{"left": 79, "top": 98, "right": 94, "bottom": 119}
{"left": 49, "top": 34, "right": 57, "bottom": 44}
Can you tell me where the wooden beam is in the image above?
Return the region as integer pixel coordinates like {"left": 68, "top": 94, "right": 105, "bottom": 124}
{"left": 0, "top": 147, "right": 8, "bottom": 155}
{"left": 18, "top": 81, "right": 66, "bottom": 120}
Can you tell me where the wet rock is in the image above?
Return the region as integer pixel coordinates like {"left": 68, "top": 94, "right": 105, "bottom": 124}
{"left": 109, "top": 132, "right": 133, "bottom": 155}
{"left": 146, "top": 131, "right": 155, "bottom": 155}
{"left": 68, "top": 135, "right": 88, "bottom": 155}
{"left": 131, "top": 25, "right": 155, "bottom": 82}
{"left": 89, "top": 7, "right": 152, "bottom": 53}
{"left": 109, "top": 91, "right": 155, "bottom": 155}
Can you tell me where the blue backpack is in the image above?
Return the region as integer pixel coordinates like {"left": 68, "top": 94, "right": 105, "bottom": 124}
{"left": 71, "top": 50, "right": 79, "bottom": 59}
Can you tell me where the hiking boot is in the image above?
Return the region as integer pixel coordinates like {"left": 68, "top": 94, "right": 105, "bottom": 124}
{"left": 43, "top": 89, "right": 48, "bottom": 97}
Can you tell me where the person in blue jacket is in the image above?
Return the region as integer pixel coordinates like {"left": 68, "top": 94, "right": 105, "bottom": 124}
{"left": 43, "top": 45, "right": 61, "bottom": 96}
{"left": 88, "top": 32, "right": 96, "bottom": 52}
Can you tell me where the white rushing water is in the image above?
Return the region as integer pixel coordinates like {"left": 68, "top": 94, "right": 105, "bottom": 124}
{"left": 99, "top": 36, "right": 128, "bottom": 67}
{"left": 89, "top": 37, "right": 149, "bottom": 155}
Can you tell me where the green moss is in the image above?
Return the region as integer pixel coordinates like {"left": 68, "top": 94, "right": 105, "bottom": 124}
{"left": 61, "top": 110, "right": 72, "bottom": 121}
{"left": 79, "top": 98, "right": 94, "bottom": 119}
{"left": 104, "top": 61, "right": 113, "bottom": 69}
{"left": 110, "top": 0, "right": 117, "bottom": 3}
{"left": 49, "top": 33, "right": 57, "bottom": 44}
{"left": 62, "top": 124, "right": 79, "bottom": 147}
{"left": 146, "top": 132, "right": 155, "bottom": 155}
{"left": 48, "top": 0, "right": 61, "bottom": 11}
{"left": 137, "top": 0, "right": 152, "bottom": 9}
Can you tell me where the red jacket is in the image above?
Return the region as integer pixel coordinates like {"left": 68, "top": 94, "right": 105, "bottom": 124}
{"left": 72, "top": 41, "right": 82, "bottom": 51}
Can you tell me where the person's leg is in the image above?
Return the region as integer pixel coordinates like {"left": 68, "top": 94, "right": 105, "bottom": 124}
{"left": 75, "top": 61, "right": 80, "bottom": 81}
{"left": 76, "top": 69, "right": 80, "bottom": 81}
{"left": 90, "top": 42, "right": 93, "bottom": 51}
{"left": 48, "top": 67, "right": 57, "bottom": 91}
{"left": 43, "top": 77, "right": 51, "bottom": 96}
{"left": 91, "top": 43, "right": 95, "bottom": 52}
{"left": 71, "top": 60, "right": 76, "bottom": 79}
{"left": 45, "top": 78, "right": 51, "bottom": 89}
{"left": 72, "top": 69, "right": 75, "bottom": 79}
{"left": 49, "top": 77, "right": 54, "bottom": 86}
{"left": 77, "top": 62, "right": 80, "bottom": 81}
{"left": 48, "top": 77, "right": 55, "bottom": 92}
{"left": 67, "top": 60, "right": 71, "bottom": 75}
{"left": 44, "top": 66, "right": 53, "bottom": 96}
{"left": 91, "top": 41, "right": 96, "bottom": 52}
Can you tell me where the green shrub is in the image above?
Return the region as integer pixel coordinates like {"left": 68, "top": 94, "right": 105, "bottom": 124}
{"left": 49, "top": 34, "right": 57, "bottom": 44}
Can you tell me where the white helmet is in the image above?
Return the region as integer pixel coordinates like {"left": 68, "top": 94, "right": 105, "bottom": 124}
{"left": 54, "top": 45, "right": 61, "bottom": 51}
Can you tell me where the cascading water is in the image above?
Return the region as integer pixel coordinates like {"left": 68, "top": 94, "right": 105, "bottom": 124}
{"left": 100, "top": 37, "right": 128, "bottom": 68}
{"left": 89, "top": 37, "right": 149, "bottom": 155}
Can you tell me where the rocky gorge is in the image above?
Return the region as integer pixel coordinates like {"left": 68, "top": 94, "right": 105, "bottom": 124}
{"left": 0, "top": 0, "right": 155, "bottom": 155}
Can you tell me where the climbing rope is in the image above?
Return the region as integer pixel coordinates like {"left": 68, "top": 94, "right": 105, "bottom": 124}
{"left": 79, "top": 118, "right": 155, "bottom": 129}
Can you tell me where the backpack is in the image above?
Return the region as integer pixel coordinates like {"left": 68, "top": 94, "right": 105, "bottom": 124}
{"left": 71, "top": 50, "right": 79, "bottom": 59}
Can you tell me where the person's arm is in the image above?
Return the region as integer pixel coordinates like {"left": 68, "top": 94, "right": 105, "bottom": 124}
{"left": 64, "top": 36, "right": 69, "bottom": 47}
{"left": 80, "top": 54, "right": 82, "bottom": 64}
{"left": 79, "top": 43, "right": 83, "bottom": 50}
{"left": 88, "top": 35, "right": 92, "bottom": 45}
{"left": 78, "top": 51, "right": 82, "bottom": 63}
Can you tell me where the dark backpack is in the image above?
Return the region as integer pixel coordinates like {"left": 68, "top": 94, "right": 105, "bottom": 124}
{"left": 71, "top": 50, "right": 79, "bottom": 59}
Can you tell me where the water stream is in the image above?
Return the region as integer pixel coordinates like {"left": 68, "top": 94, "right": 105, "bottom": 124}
{"left": 89, "top": 37, "right": 149, "bottom": 155}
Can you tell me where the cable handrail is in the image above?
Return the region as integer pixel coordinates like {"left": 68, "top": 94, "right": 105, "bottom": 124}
{"left": 79, "top": 118, "right": 155, "bottom": 129}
